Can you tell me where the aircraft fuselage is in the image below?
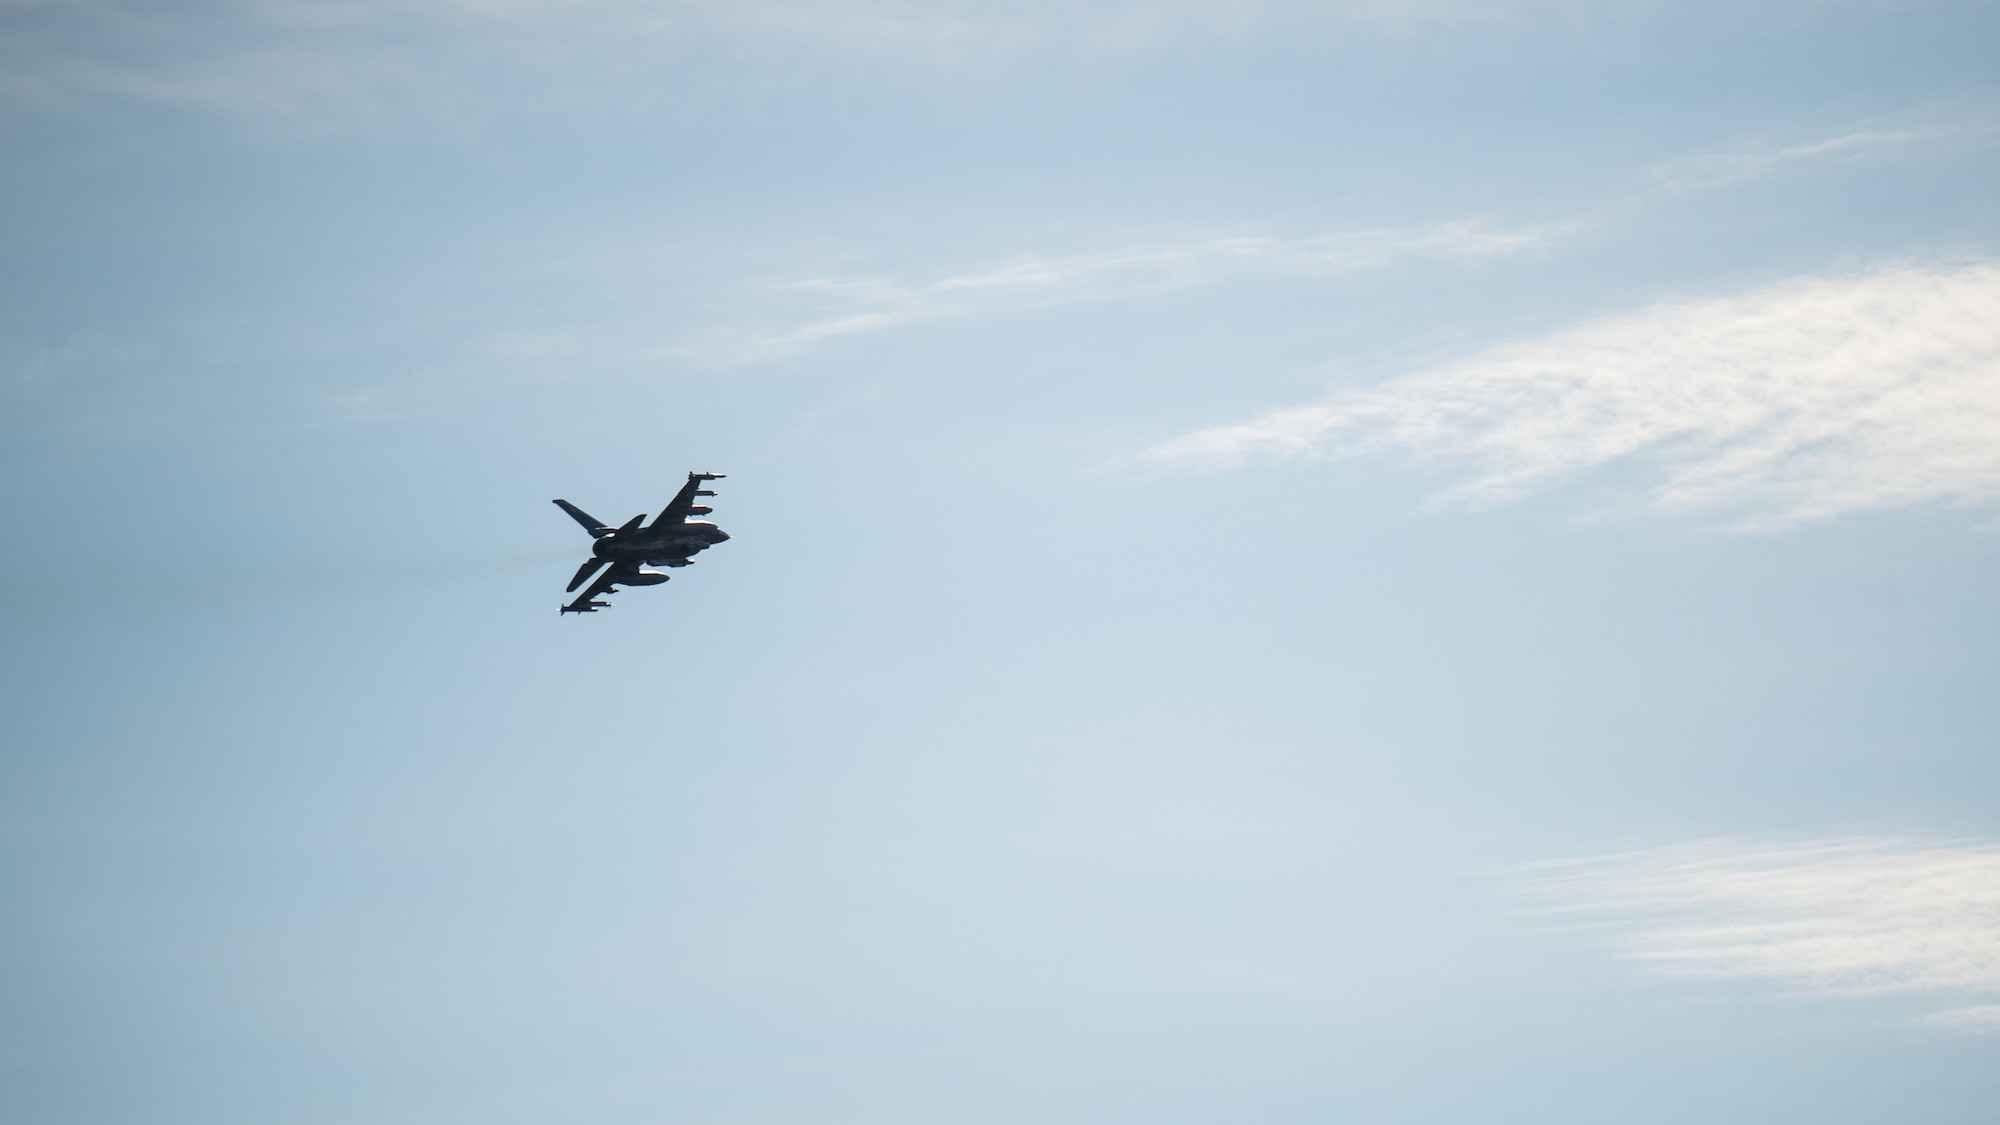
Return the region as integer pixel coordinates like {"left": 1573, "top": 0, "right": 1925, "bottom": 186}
{"left": 592, "top": 520, "right": 731, "bottom": 565}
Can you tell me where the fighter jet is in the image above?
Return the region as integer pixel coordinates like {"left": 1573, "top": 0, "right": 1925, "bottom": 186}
{"left": 554, "top": 472, "right": 730, "bottom": 614}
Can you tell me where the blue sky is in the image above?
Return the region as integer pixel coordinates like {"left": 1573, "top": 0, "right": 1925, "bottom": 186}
{"left": 3, "top": 2, "right": 1998, "bottom": 1122}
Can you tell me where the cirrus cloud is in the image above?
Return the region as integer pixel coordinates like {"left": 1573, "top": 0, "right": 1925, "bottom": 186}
{"left": 0, "top": 0, "right": 1950, "bottom": 128}
{"left": 1525, "top": 836, "right": 2000, "bottom": 1030}
{"left": 737, "top": 219, "right": 1551, "bottom": 359}
{"left": 1145, "top": 262, "right": 2000, "bottom": 527}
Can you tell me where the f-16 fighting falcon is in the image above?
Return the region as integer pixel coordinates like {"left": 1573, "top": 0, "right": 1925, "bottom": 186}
{"left": 553, "top": 472, "right": 730, "bottom": 614}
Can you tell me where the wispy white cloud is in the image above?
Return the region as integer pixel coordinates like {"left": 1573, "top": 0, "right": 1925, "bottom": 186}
{"left": 1642, "top": 124, "right": 1972, "bottom": 193}
{"left": 1145, "top": 262, "right": 2000, "bottom": 527}
{"left": 744, "top": 108, "right": 1993, "bottom": 359}
{"left": 0, "top": 0, "right": 1944, "bottom": 126}
{"left": 735, "top": 220, "right": 1553, "bottom": 358}
{"left": 1526, "top": 836, "right": 2000, "bottom": 1030}
{"left": 1927, "top": 1003, "right": 2000, "bottom": 1030}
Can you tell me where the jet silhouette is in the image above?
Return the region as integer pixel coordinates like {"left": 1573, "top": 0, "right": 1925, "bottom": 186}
{"left": 554, "top": 472, "right": 729, "bottom": 614}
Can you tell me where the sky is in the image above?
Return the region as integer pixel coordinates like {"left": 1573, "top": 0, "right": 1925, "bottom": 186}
{"left": 2, "top": 1, "right": 1998, "bottom": 1122}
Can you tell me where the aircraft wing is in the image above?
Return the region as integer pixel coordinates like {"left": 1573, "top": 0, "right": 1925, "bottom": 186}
{"left": 560, "top": 560, "right": 641, "bottom": 614}
{"left": 649, "top": 472, "right": 724, "bottom": 528}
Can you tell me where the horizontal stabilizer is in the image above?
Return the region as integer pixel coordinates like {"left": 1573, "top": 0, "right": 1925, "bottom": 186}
{"left": 553, "top": 499, "right": 608, "bottom": 535}
{"left": 562, "top": 558, "right": 643, "bottom": 614}
{"left": 566, "top": 555, "right": 609, "bottom": 593}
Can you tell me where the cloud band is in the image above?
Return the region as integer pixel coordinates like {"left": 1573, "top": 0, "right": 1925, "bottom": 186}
{"left": 1147, "top": 262, "right": 2000, "bottom": 526}
{"left": 1526, "top": 836, "right": 2000, "bottom": 1029}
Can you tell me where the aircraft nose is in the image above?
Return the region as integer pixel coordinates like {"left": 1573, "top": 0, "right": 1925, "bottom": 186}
{"left": 713, "top": 529, "right": 731, "bottom": 541}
